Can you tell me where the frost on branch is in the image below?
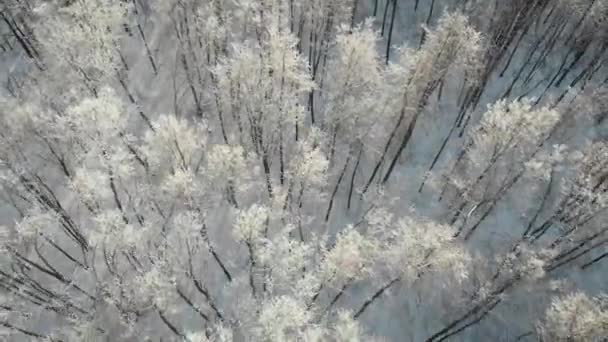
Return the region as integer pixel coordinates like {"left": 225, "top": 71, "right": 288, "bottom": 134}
{"left": 416, "top": 12, "right": 483, "bottom": 83}
{"left": 321, "top": 226, "right": 378, "bottom": 282}
{"left": 540, "top": 291, "right": 608, "bottom": 341}
{"left": 34, "top": 0, "right": 129, "bottom": 84}
{"left": 466, "top": 99, "right": 560, "bottom": 175}
{"left": 288, "top": 128, "right": 329, "bottom": 189}
{"left": 142, "top": 115, "right": 208, "bottom": 172}
{"left": 322, "top": 20, "right": 383, "bottom": 145}
{"left": 233, "top": 204, "right": 269, "bottom": 242}
{"left": 443, "top": 99, "right": 561, "bottom": 239}
{"left": 378, "top": 216, "right": 470, "bottom": 283}
{"left": 255, "top": 296, "right": 312, "bottom": 341}
{"left": 64, "top": 87, "right": 129, "bottom": 138}
{"left": 207, "top": 145, "right": 247, "bottom": 182}
{"left": 14, "top": 207, "right": 59, "bottom": 243}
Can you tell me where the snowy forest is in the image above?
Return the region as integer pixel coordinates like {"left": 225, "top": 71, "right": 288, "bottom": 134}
{"left": 0, "top": 0, "right": 607, "bottom": 340}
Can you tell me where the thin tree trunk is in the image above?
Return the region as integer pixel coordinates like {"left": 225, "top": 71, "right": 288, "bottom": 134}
{"left": 385, "top": 0, "right": 397, "bottom": 64}
{"left": 418, "top": 111, "right": 463, "bottom": 193}
{"left": 323, "top": 282, "right": 350, "bottom": 314}
{"left": 279, "top": 125, "right": 285, "bottom": 185}
{"left": 180, "top": 54, "right": 204, "bottom": 118}
{"left": 381, "top": 0, "right": 391, "bottom": 36}
{"left": 362, "top": 95, "right": 409, "bottom": 194}
{"left": 158, "top": 310, "right": 188, "bottom": 340}
{"left": 347, "top": 146, "right": 363, "bottom": 210}
{"left": 132, "top": 0, "right": 158, "bottom": 75}
{"left": 262, "top": 153, "right": 274, "bottom": 199}
{"left": 1, "top": 12, "right": 39, "bottom": 63}
{"left": 418, "top": 0, "right": 436, "bottom": 47}
{"left": 581, "top": 251, "right": 608, "bottom": 269}
{"left": 325, "top": 155, "right": 351, "bottom": 222}
{"left": 354, "top": 277, "right": 400, "bottom": 318}
{"left": 382, "top": 110, "right": 421, "bottom": 184}
{"left": 351, "top": 0, "right": 359, "bottom": 28}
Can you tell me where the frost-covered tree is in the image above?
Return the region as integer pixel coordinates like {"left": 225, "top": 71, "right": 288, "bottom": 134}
{"left": 34, "top": 0, "right": 130, "bottom": 93}
{"left": 1, "top": 0, "right": 608, "bottom": 341}
{"left": 539, "top": 291, "right": 608, "bottom": 341}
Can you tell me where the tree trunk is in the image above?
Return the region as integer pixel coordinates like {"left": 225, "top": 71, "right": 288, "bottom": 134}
{"left": 385, "top": 0, "right": 397, "bottom": 64}
{"left": 325, "top": 155, "right": 351, "bottom": 222}
{"left": 347, "top": 146, "right": 363, "bottom": 210}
